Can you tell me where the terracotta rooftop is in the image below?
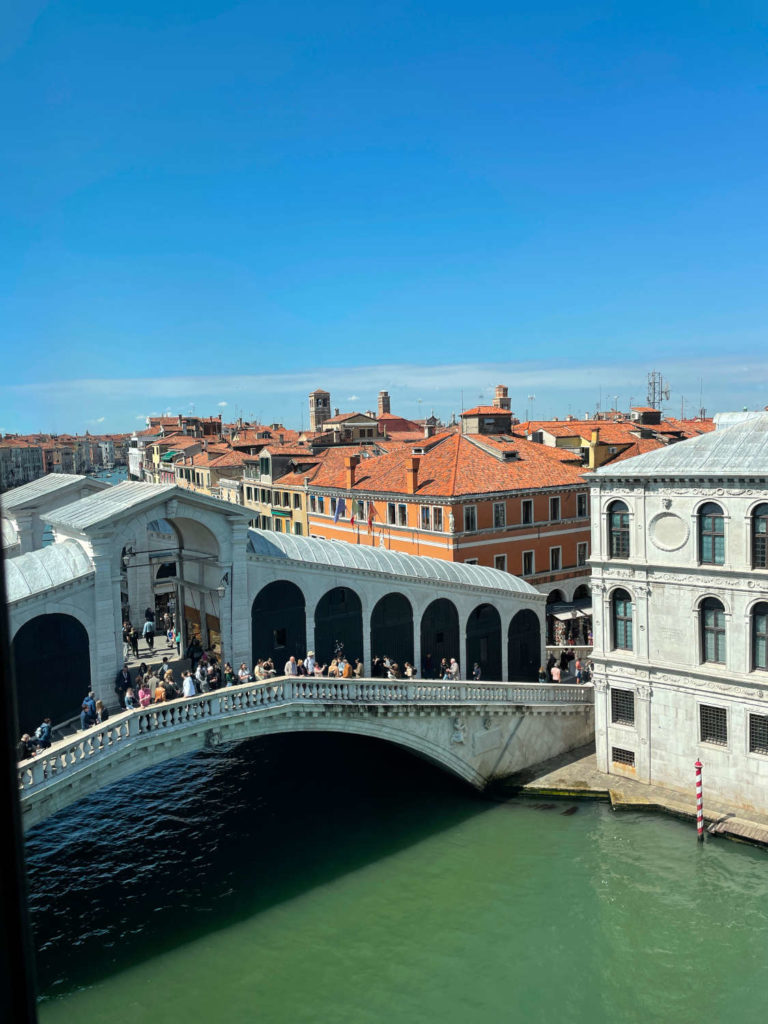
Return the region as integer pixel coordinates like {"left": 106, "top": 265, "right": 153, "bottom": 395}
{"left": 461, "top": 406, "right": 511, "bottom": 416}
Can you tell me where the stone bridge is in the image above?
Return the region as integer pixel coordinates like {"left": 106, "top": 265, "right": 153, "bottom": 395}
{"left": 18, "top": 677, "right": 594, "bottom": 831}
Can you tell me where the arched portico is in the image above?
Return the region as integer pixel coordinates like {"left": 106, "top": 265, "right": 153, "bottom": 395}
{"left": 12, "top": 613, "right": 91, "bottom": 733}
{"left": 314, "top": 587, "right": 364, "bottom": 667}
{"left": 420, "top": 598, "right": 459, "bottom": 678}
{"left": 252, "top": 580, "right": 307, "bottom": 669}
{"left": 370, "top": 593, "right": 414, "bottom": 671}
{"left": 465, "top": 603, "right": 502, "bottom": 681}
{"left": 508, "top": 609, "right": 541, "bottom": 681}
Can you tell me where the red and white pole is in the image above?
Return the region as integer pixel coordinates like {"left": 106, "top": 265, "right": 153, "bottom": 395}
{"left": 695, "top": 759, "right": 704, "bottom": 842}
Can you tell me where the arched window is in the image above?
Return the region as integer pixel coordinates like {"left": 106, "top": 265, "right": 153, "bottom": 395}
{"left": 752, "top": 602, "right": 768, "bottom": 671}
{"left": 752, "top": 504, "right": 768, "bottom": 569}
{"left": 698, "top": 503, "right": 724, "bottom": 565}
{"left": 608, "top": 501, "right": 630, "bottom": 559}
{"left": 611, "top": 589, "right": 633, "bottom": 650}
{"left": 701, "top": 597, "right": 726, "bottom": 664}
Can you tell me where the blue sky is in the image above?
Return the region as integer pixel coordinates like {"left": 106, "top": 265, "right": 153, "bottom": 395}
{"left": 1, "top": 1, "right": 766, "bottom": 433}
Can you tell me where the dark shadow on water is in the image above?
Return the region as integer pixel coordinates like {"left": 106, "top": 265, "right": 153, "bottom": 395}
{"left": 25, "top": 732, "right": 490, "bottom": 1000}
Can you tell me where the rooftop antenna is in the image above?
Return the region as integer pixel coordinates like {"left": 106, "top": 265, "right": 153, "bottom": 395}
{"left": 647, "top": 370, "right": 671, "bottom": 410}
{"left": 527, "top": 394, "right": 535, "bottom": 421}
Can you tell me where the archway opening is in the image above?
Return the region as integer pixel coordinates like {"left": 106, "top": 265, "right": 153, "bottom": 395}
{"left": 546, "top": 589, "right": 566, "bottom": 645}
{"left": 466, "top": 603, "right": 502, "bottom": 681}
{"left": 370, "top": 593, "right": 414, "bottom": 673}
{"left": 508, "top": 609, "right": 541, "bottom": 681}
{"left": 314, "top": 587, "right": 363, "bottom": 667}
{"left": 420, "top": 598, "right": 459, "bottom": 678}
{"left": 12, "top": 614, "right": 90, "bottom": 732}
{"left": 252, "top": 580, "right": 307, "bottom": 669}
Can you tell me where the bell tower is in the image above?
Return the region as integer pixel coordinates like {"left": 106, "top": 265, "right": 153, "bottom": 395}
{"left": 309, "top": 389, "right": 331, "bottom": 431}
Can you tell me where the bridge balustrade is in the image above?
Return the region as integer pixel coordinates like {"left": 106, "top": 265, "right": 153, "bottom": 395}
{"left": 17, "top": 676, "right": 593, "bottom": 797}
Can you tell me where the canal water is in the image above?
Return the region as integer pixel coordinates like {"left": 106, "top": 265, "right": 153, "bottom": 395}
{"left": 27, "top": 734, "right": 768, "bottom": 1024}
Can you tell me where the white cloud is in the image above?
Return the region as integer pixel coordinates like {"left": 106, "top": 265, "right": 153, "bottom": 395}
{"left": 96, "top": 416, "right": 105, "bottom": 423}
{"left": 347, "top": 394, "right": 360, "bottom": 401}
{"left": 218, "top": 400, "right": 228, "bottom": 407}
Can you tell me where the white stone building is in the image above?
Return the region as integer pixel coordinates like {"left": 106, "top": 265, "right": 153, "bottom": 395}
{"left": 590, "top": 413, "right": 768, "bottom": 813}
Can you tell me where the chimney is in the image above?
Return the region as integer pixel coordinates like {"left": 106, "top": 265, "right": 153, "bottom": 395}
{"left": 493, "top": 385, "right": 511, "bottom": 410}
{"left": 378, "top": 390, "right": 391, "bottom": 416}
{"left": 345, "top": 455, "right": 359, "bottom": 489}
{"left": 590, "top": 428, "right": 600, "bottom": 445}
{"left": 406, "top": 456, "right": 420, "bottom": 494}
{"left": 335, "top": 408, "right": 340, "bottom": 416}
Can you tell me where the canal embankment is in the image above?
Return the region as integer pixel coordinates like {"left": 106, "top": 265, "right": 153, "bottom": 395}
{"left": 495, "top": 742, "right": 768, "bottom": 849}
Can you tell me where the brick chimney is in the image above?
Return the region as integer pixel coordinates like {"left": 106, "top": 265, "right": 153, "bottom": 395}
{"left": 406, "top": 456, "right": 420, "bottom": 494}
{"left": 345, "top": 455, "right": 359, "bottom": 489}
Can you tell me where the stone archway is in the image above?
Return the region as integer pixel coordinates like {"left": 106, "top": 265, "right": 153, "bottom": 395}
{"left": 252, "top": 580, "right": 307, "bottom": 669}
{"left": 420, "top": 598, "right": 459, "bottom": 679}
{"left": 465, "top": 603, "right": 502, "bottom": 682}
{"left": 314, "top": 587, "right": 363, "bottom": 667}
{"left": 370, "top": 593, "right": 414, "bottom": 672}
{"left": 508, "top": 609, "right": 541, "bottom": 681}
{"left": 12, "top": 613, "right": 91, "bottom": 732}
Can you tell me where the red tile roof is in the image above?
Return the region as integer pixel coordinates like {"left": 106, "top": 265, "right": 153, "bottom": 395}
{"left": 461, "top": 406, "right": 511, "bottom": 416}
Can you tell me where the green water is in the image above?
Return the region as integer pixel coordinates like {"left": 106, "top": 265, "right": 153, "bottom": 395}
{"left": 28, "top": 735, "right": 768, "bottom": 1024}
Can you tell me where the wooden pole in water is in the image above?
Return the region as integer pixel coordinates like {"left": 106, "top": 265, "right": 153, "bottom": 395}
{"left": 695, "top": 760, "right": 704, "bottom": 841}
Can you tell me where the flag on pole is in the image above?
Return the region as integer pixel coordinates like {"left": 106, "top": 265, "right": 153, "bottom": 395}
{"left": 350, "top": 498, "right": 360, "bottom": 527}
{"left": 367, "top": 502, "right": 376, "bottom": 534}
{"left": 334, "top": 497, "right": 346, "bottom": 523}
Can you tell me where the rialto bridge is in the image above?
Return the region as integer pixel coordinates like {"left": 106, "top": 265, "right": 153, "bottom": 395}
{"left": 4, "top": 476, "right": 594, "bottom": 824}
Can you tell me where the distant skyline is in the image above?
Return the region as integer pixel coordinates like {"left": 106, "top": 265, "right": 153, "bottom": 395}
{"left": 2, "top": 2, "right": 766, "bottom": 434}
{"left": 2, "top": 355, "right": 767, "bottom": 436}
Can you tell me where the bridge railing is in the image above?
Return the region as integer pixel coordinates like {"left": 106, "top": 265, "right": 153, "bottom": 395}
{"left": 17, "top": 677, "right": 593, "bottom": 796}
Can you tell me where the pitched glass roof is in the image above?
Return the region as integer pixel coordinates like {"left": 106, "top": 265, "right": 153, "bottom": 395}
{"left": 247, "top": 529, "right": 539, "bottom": 595}
{"left": 6, "top": 540, "right": 94, "bottom": 603}
{"left": 44, "top": 482, "right": 176, "bottom": 530}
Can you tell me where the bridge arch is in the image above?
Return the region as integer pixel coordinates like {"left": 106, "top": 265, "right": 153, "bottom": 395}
{"left": 465, "top": 603, "right": 502, "bottom": 681}
{"left": 252, "top": 580, "right": 307, "bottom": 668}
{"left": 420, "top": 598, "right": 459, "bottom": 677}
{"left": 12, "top": 613, "right": 91, "bottom": 733}
{"left": 507, "top": 609, "right": 541, "bottom": 681}
{"left": 370, "top": 593, "right": 414, "bottom": 670}
{"left": 314, "top": 587, "right": 363, "bottom": 666}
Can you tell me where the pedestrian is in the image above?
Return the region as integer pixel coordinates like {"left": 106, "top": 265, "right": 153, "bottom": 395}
{"left": 174, "top": 626, "right": 181, "bottom": 656}
{"left": 472, "top": 662, "right": 481, "bottom": 681}
{"left": 163, "top": 671, "right": 178, "bottom": 701}
{"left": 305, "top": 650, "right": 316, "bottom": 675}
{"left": 327, "top": 659, "right": 339, "bottom": 678}
{"left": 80, "top": 700, "right": 96, "bottom": 731}
{"left": 34, "top": 717, "right": 53, "bottom": 749}
{"left": 449, "top": 658, "right": 460, "bottom": 681}
{"left": 284, "top": 655, "right": 298, "bottom": 676}
{"left": 187, "top": 636, "right": 202, "bottom": 669}
{"left": 17, "top": 734, "right": 35, "bottom": 760}
{"left": 538, "top": 666, "right": 547, "bottom": 682}
{"left": 182, "top": 671, "right": 196, "bottom": 698}
{"left": 122, "top": 621, "right": 132, "bottom": 660}
{"left": 142, "top": 618, "right": 155, "bottom": 652}
{"left": 129, "top": 627, "right": 140, "bottom": 659}
{"left": 546, "top": 653, "right": 556, "bottom": 681}
{"left": 342, "top": 658, "right": 354, "bottom": 678}
{"left": 223, "top": 662, "right": 236, "bottom": 687}
{"left": 238, "top": 662, "right": 251, "bottom": 683}
{"left": 163, "top": 611, "right": 172, "bottom": 634}
{"left": 153, "top": 677, "right": 167, "bottom": 703}
{"left": 551, "top": 663, "right": 561, "bottom": 683}
{"left": 439, "top": 657, "right": 448, "bottom": 679}
{"left": 138, "top": 681, "right": 152, "bottom": 708}
{"left": 575, "top": 658, "right": 583, "bottom": 684}
{"left": 95, "top": 700, "right": 109, "bottom": 723}
{"left": 115, "top": 664, "right": 131, "bottom": 709}
{"left": 354, "top": 658, "right": 364, "bottom": 678}
{"left": 125, "top": 687, "right": 139, "bottom": 710}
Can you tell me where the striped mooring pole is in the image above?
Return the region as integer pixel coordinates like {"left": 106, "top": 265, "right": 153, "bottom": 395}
{"left": 695, "top": 760, "right": 704, "bottom": 842}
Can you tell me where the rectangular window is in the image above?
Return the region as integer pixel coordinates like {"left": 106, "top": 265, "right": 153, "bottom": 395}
{"left": 522, "top": 499, "right": 533, "bottom": 525}
{"left": 577, "top": 542, "right": 588, "bottom": 567}
{"left": 421, "top": 506, "right": 431, "bottom": 530}
{"left": 493, "top": 502, "right": 506, "bottom": 528}
{"left": 331, "top": 498, "right": 337, "bottom": 516}
{"left": 577, "top": 493, "right": 588, "bottom": 518}
{"left": 494, "top": 554, "right": 507, "bottom": 572}
{"left": 700, "top": 704, "right": 727, "bottom": 746}
{"left": 309, "top": 495, "right": 316, "bottom": 512}
{"left": 522, "top": 551, "right": 534, "bottom": 576}
{"left": 549, "top": 497, "right": 561, "bottom": 522}
{"left": 550, "top": 547, "right": 561, "bottom": 571}
{"left": 273, "top": 517, "right": 283, "bottom": 533}
{"left": 464, "top": 558, "right": 478, "bottom": 565}
{"left": 294, "top": 522, "right": 303, "bottom": 536}
{"left": 387, "top": 503, "right": 396, "bottom": 525}
{"left": 749, "top": 714, "right": 768, "bottom": 755}
{"left": 611, "top": 689, "right": 635, "bottom": 725}
{"left": 433, "top": 507, "right": 443, "bottom": 531}
{"left": 293, "top": 494, "right": 301, "bottom": 509}
{"left": 259, "top": 457, "right": 269, "bottom": 476}
{"left": 464, "top": 506, "right": 477, "bottom": 532}
{"left": 246, "top": 486, "right": 253, "bottom": 501}
{"left": 398, "top": 504, "right": 407, "bottom": 526}
{"left": 611, "top": 747, "right": 635, "bottom": 767}
{"left": 317, "top": 496, "right": 325, "bottom": 514}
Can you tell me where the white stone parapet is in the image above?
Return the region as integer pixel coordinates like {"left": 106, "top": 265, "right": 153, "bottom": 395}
{"left": 17, "top": 676, "right": 594, "bottom": 830}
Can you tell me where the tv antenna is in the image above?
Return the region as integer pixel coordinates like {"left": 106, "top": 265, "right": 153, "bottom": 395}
{"left": 647, "top": 370, "right": 670, "bottom": 410}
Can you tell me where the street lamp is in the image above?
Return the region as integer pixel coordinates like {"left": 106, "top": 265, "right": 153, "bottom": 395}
{"left": 216, "top": 572, "right": 229, "bottom": 599}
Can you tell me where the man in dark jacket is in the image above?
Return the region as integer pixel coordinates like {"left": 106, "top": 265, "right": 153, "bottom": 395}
{"left": 115, "top": 665, "right": 131, "bottom": 708}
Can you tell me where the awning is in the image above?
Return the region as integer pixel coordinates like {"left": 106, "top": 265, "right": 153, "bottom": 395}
{"left": 553, "top": 610, "right": 581, "bottom": 621}
{"left": 270, "top": 508, "right": 291, "bottom": 517}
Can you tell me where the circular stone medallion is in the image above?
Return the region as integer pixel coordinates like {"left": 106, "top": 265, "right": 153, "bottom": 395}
{"left": 649, "top": 512, "right": 689, "bottom": 552}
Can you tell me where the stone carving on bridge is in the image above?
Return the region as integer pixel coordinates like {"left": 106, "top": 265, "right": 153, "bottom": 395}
{"left": 451, "top": 716, "right": 466, "bottom": 744}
